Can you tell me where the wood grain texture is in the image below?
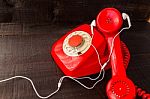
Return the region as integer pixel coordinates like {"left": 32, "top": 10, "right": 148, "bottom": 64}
{"left": 0, "top": 22, "right": 149, "bottom": 99}
{"left": 0, "top": 0, "right": 150, "bottom": 23}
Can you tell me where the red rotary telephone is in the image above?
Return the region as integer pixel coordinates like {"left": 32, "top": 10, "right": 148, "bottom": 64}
{"left": 51, "top": 8, "right": 150, "bottom": 99}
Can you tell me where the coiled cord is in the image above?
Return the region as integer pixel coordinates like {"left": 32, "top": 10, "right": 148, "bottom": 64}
{"left": 136, "top": 85, "right": 150, "bottom": 99}
{"left": 121, "top": 41, "right": 130, "bottom": 69}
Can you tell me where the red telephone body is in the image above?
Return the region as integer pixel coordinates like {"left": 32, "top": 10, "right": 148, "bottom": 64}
{"left": 51, "top": 24, "right": 108, "bottom": 77}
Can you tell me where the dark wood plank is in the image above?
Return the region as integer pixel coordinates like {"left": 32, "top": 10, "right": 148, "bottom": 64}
{"left": 0, "top": 22, "right": 149, "bottom": 99}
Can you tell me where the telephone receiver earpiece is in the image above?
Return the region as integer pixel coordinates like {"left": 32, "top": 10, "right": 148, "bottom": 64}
{"left": 96, "top": 8, "right": 136, "bottom": 99}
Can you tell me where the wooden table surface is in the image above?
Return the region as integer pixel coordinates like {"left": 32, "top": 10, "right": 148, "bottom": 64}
{"left": 0, "top": 22, "right": 149, "bottom": 99}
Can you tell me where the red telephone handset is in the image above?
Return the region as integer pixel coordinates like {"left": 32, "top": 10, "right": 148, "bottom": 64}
{"left": 96, "top": 8, "right": 136, "bottom": 99}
